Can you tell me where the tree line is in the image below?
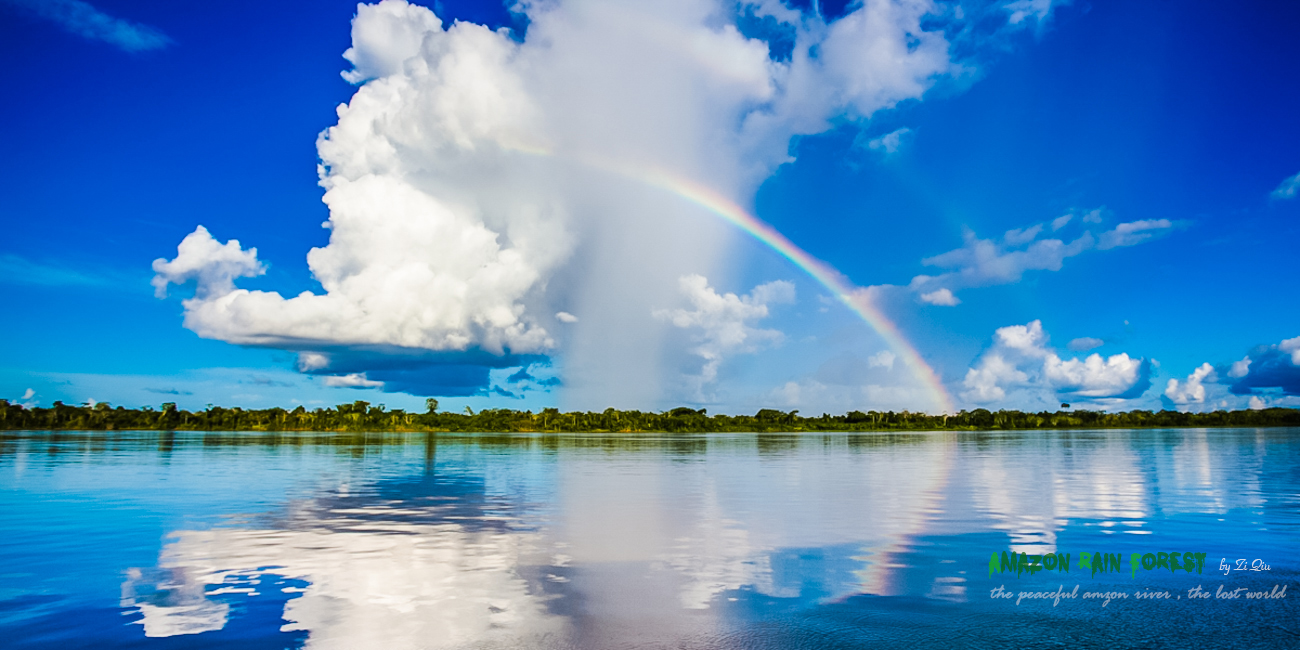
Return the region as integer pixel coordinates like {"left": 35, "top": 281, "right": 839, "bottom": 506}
{"left": 2, "top": 399, "right": 1298, "bottom": 433}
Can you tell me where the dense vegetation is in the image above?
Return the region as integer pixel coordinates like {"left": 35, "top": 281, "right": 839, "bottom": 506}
{"left": 2, "top": 399, "right": 1298, "bottom": 433}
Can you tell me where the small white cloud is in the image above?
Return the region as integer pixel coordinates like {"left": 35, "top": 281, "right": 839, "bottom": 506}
{"left": 1050, "top": 214, "right": 1072, "bottom": 231}
{"left": 17, "top": 388, "right": 37, "bottom": 408}
{"left": 1003, "top": 224, "right": 1043, "bottom": 246}
{"left": 1248, "top": 395, "right": 1266, "bottom": 410}
{"left": 1081, "top": 209, "right": 1103, "bottom": 224}
{"left": 862, "top": 127, "right": 912, "bottom": 155}
{"left": 1097, "top": 219, "right": 1175, "bottom": 250}
{"left": 322, "top": 373, "right": 384, "bottom": 388}
{"left": 6, "top": 0, "right": 172, "bottom": 51}
{"left": 919, "top": 288, "right": 960, "bottom": 306}
{"left": 151, "top": 226, "right": 265, "bottom": 299}
{"left": 1228, "top": 356, "right": 1251, "bottom": 378}
{"left": 1163, "top": 362, "right": 1215, "bottom": 406}
{"left": 297, "top": 352, "right": 331, "bottom": 371}
{"left": 1067, "top": 337, "right": 1103, "bottom": 352}
{"left": 867, "top": 350, "right": 896, "bottom": 370}
{"left": 555, "top": 312, "right": 578, "bottom": 323}
{"left": 1271, "top": 171, "right": 1300, "bottom": 200}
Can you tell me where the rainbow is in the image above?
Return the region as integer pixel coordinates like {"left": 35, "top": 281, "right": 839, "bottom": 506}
{"left": 637, "top": 168, "right": 955, "bottom": 414}
{"left": 507, "top": 145, "right": 955, "bottom": 413}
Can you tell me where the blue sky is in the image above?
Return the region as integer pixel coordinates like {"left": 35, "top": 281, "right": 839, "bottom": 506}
{"left": 1, "top": 0, "right": 1297, "bottom": 415}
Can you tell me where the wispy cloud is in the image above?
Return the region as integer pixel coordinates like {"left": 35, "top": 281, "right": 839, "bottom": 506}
{"left": 0, "top": 254, "right": 136, "bottom": 288}
{"left": 3, "top": 0, "right": 171, "bottom": 52}
{"left": 905, "top": 210, "right": 1182, "bottom": 305}
{"left": 1272, "top": 171, "right": 1300, "bottom": 200}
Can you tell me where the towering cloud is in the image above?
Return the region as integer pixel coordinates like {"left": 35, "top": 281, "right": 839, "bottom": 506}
{"left": 153, "top": 0, "right": 1061, "bottom": 406}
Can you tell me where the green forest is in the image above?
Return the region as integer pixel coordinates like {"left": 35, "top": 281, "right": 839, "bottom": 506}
{"left": 2, "top": 399, "right": 1298, "bottom": 433}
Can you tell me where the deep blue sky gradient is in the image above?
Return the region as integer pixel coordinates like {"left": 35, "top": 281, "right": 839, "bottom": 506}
{"left": 1, "top": 0, "right": 1297, "bottom": 412}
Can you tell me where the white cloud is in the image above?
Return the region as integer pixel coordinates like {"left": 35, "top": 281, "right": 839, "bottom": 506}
{"left": 1096, "top": 218, "right": 1174, "bottom": 250}
{"left": 1248, "top": 395, "right": 1266, "bottom": 410}
{"left": 655, "top": 274, "right": 793, "bottom": 399}
{"left": 919, "top": 288, "right": 960, "bottom": 306}
{"left": 1272, "top": 171, "right": 1300, "bottom": 200}
{"left": 1067, "top": 337, "right": 1103, "bottom": 352}
{"left": 297, "top": 352, "right": 330, "bottom": 371}
{"left": 3, "top": 0, "right": 171, "bottom": 51}
{"left": 18, "top": 388, "right": 37, "bottom": 408}
{"left": 152, "top": 226, "right": 265, "bottom": 299}
{"left": 862, "top": 127, "right": 912, "bottom": 154}
{"left": 339, "top": 0, "right": 443, "bottom": 83}
{"left": 321, "top": 373, "right": 384, "bottom": 388}
{"left": 1228, "top": 356, "right": 1251, "bottom": 378}
{"left": 1041, "top": 352, "right": 1146, "bottom": 398}
{"left": 904, "top": 211, "right": 1180, "bottom": 303}
{"left": 1163, "top": 362, "right": 1214, "bottom": 407}
{"left": 909, "top": 225, "right": 1094, "bottom": 299}
{"left": 152, "top": 0, "right": 1066, "bottom": 402}
{"left": 154, "top": 178, "right": 556, "bottom": 354}
{"left": 555, "top": 312, "right": 578, "bottom": 323}
{"left": 1282, "top": 336, "right": 1300, "bottom": 365}
{"left": 962, "top": 320, "right": 1150, "bottom": 405}
{"left": 961, "top": 354, "right": 1027, "bottom": 402}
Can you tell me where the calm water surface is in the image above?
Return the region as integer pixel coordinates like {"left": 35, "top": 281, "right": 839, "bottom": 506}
{"left": 1, "top": 428, "right": 1297, "bottom": 649}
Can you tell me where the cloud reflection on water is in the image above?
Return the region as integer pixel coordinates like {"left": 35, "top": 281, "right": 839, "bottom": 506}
{"left": 106, "top": 428, "right": 1293, "bottom": 648}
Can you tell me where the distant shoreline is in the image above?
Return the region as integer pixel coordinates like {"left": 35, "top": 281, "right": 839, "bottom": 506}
{"left": 2, "top": 400, "right": 1297, "bottom": 433}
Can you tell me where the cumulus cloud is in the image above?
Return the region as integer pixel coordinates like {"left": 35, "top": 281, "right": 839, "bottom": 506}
{"left": 1227, "top": 335, "right": 1300, "bottom": 397}
{"left": 555, "top": 312, "right": 578, "bottom": 323}
{"left": 3, "top": 0, "right": 171, "bottom": 51}
{"left": 655, "top": 274, "right": 793, "bottom": 401}
{"left": 962, "top": 320, "right": 1151, "bottom": 406}
{"left": 1163, "top": 362, "right": 1214, "bottom": 408}
{"left": 1228, "top": 356, "right": 1251, "bottom": 378}
{"left": 1272, "top": 171, "right": 1300, "bottom": 200}
{"left": 153, "top": 0, "right": 1065, "bottom": 402}
{"left": 1067, "top": 337, "right": 1103, "bottom": 352}
{"left": 152, "top": 226, "right": 265, "bottom": 299}
{"left": 904, "top": 211, "right": 1180, "bottom": 304}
